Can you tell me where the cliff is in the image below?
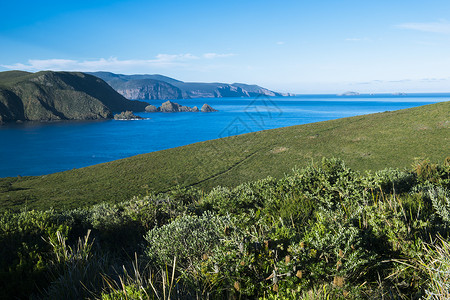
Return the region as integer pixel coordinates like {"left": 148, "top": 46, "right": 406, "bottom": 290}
{"left": 0, "top": 71, "right": 148, "bottom": 124}
{"left": 87, "top": 72, "right": 184, "bottom": 100}
{"left": 90, "top": 72, "right": 289, "bottom": 100}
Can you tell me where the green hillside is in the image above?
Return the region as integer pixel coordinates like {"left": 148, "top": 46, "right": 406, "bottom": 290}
{"left": 0, "top": 101, "right": 448, "bottom": 211}
{"left": 0, "top": 71, "right": 148, "bottom": 124}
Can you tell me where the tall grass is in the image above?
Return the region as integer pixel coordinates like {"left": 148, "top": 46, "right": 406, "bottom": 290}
{"left": 421, "top": 237, "right": 450, "bottom": 299}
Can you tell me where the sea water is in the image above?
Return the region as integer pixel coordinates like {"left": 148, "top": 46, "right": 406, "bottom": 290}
{"left": 0, "top": 94, "right": 448, "bottom": 177}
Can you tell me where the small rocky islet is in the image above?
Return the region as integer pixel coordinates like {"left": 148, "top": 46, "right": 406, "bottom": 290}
{"left": 113, "top": 111, "right": 144, "bottom": 120}
{"left": 115, "top": 101, "right": 217, "bottom": 120}
{"left": 144, "top": 101, "right": 218, "bottom": 113}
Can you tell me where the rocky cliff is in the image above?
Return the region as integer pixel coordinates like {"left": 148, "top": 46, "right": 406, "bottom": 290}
{"left": 87, "top": 72, "right": 183, "bottom": 100}
{"left": 90, "top": 72, "right": 290, "bottom": 100}
{"left": 0, "top": 71, "right": 148, "bottom": 124}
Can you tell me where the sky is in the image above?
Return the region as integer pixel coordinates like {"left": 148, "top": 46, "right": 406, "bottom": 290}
{"left": 1, "top": 0, "right": 450, "bottom": 94}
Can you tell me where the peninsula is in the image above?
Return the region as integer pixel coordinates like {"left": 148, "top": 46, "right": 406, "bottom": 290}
{"left": 0, "top": 71, "right": 148, "bottom": 124}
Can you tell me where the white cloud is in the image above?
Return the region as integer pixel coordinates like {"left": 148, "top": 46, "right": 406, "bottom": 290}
{"left": 276, "top": 41, "right": 285, "bottom": 45}
{"left": 1, "top": 53, "right": 235, "bottom": 72}
{"left": 155, "top": 53, "right": 199, "bottom": 61}
{"left": 397, "top": 20, "right": 450, "bottom": 34}
{"left": 203, "top": 53, "right": 236, "bottom": 59}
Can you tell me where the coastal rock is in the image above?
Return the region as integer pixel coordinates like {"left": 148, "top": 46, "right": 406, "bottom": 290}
{"left": 114, "top": 111, "right": 143, "bottom": 120}
{"left": 145, "top": 105, "right": 158, "bottom": 112}
{"left": 143, "top": 101, "right": 216, "bottom": 113}
{"left": 160, "top": 100, "right": 181, "bottom": 112}
{"left": 159, "top": 100, "right": 201, "bottom": 112}
{"left": 201, "top": 103, "right": 218, "bottom": 112}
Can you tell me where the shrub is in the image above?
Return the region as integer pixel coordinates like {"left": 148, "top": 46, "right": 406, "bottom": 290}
{"left": 145, "top": 211, "right": 226, "bottom": 269}
{"left": 429, "top": 187, "right": 450, "bottom": 222}
{"left": 368, "top": 168, "right": 416, "bottom": 194}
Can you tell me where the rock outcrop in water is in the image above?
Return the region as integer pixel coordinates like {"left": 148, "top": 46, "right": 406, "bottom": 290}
{"left": 200, "top": 103, "right": 218, "bottom": 112}
{"left": 114, "top": 111, "right": 143, "bottom": 120}
{"left": 144, "top": 105, "right": 158, "bottom": 112}
{"left": 0, "top": 71, "right": 148, "bottom": 124}
{"left": 159, "top": 101, "right": 199, "bottom": 112}
{"left": 144, "top": 101, "right": 216, "bottom": 113}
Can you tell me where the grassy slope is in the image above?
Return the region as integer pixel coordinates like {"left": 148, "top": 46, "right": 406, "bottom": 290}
{"left": 0, "top": 70, "right": 35, "bottom": 87}
{"left": 1, "top": 101, "right": 448, "bottom": 211}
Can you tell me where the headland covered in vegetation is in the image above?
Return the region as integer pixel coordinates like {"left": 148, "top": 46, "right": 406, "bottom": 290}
{"left": 0, "top": 101, "right": 449, "bottom": 299}
{"left": 0, "top": 71, "right": 148, "bottom": 124}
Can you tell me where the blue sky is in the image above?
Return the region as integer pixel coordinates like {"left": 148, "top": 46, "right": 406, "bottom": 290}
{"left": 1, "top": 0, "right": 450, "bottom": 93}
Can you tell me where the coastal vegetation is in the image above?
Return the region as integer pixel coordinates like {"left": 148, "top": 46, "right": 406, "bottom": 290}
{"left": 0, "top": 101, "right": 448, "bottom": 212}
{"left": 0, "top": 100, "right": 448, "bottom": 298}
{"left": 1, "top": 157, "right": 449, "bottom": 299}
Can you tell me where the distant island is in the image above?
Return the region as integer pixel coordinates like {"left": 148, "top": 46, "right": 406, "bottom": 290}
{"left": 338, "top": 91, "right": 360, "bottom": 96}
{"left": 88, "top": 71, "right": 294, "bottom": 100}
{"left": 0, "top": 71, "right": 148, "bottom": 124}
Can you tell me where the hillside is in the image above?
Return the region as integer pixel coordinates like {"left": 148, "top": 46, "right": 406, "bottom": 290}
{"left": 0, "top": 101, "right": 448, "bottom": 211}
{"left": 0, "top": 71, "right": 148, "bottom": 124}
{"left": 89, "top": 71, "right": 290, "bottom": 100}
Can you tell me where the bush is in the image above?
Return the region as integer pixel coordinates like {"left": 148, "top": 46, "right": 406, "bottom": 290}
{"left": 368, "top": 168, "right": 416, "bottom": 194}
{"left": 145, "top": 211, "right": 226, "bottom": 269}
{"left": 429, "top": 187, "right": 450, "bottom": 222}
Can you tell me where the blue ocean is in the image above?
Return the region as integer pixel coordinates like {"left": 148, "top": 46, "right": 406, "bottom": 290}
{"left": 0, "top": 94, "right": 448, "bottom": 178}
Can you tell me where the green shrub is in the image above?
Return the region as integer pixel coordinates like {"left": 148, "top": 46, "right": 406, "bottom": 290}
{"left": 145, "top": 211, "right": 226, "bottom": 268}
{"left": 429, "top": 187, "right": 450, "bottom": 222}
{"left": 368, "top": 168, "right": 416, "bottom": 194}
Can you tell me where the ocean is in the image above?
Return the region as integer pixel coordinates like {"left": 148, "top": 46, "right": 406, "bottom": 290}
{"left": 0, "top": 93, "right": 448, "bottom": 178}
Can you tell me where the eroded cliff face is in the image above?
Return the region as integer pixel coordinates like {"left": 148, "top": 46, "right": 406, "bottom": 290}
{"left": 89, "top": 72, "right": 290, "bottom": 100}
{"left": 113, "top": 81, "right": 184, "bottom": 100}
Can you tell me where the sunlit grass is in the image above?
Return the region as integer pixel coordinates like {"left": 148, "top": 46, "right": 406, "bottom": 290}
{"left": 0, "top": 101, "right": 448, "bottom": 212}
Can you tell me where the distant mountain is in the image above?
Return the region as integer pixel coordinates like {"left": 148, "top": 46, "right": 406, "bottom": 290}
{"left": 89, "top": 72, "right": 292, "bottom": 100}
{"left": 87, "top": 72, "right": 184, "bottom": 100}
{"left": 0, "top": 71, "right": 148, "bottom": 124}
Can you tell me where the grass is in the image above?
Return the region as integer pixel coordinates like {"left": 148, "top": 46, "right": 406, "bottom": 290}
{"left": 0, "top": 70, "right": 36, "bottom": 88}
{"left": 0, "top": 101, "right": 448, "bottom": 211}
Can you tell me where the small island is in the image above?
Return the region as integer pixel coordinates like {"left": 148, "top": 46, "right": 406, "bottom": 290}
{"left": 113, "top": 111, "right": 144, "bottom": 120}
{"left": 145, "top": 101, "right": 218, "bottom": 113}
{"left": 338, "top": 91, "right": 360, "bottom": 96}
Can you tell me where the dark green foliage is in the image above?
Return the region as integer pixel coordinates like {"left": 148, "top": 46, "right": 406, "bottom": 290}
{"left": 1, "top": 158, "right": 450, "bottom": 299}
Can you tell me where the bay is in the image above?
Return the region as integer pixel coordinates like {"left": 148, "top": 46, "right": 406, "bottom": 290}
{"left": 0, "top": 93, "right": 448, "bottom": 178}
